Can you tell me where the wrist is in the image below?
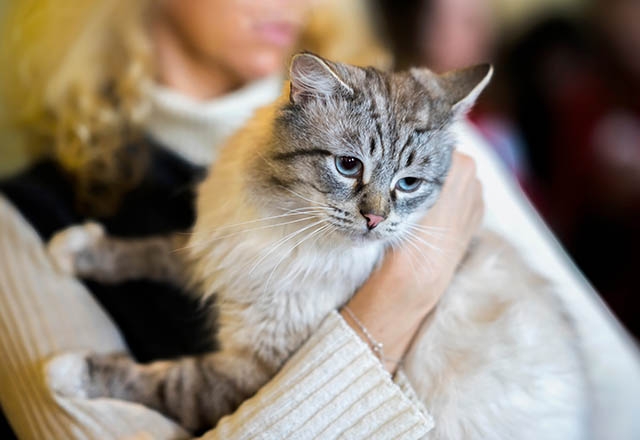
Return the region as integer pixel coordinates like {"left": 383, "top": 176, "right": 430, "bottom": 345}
{"left": 342, "top": 289, "right": 430, "bottom": 374}
{"left": 340, "top": 306, "right": 406, "bottom": 374}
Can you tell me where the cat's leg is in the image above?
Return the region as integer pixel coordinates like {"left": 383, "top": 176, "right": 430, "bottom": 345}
{"left": 47, "top": 349, "right": 269, "bottom": 433}
{"left": 47, "top": 222, "right": 188, "bottom": 285}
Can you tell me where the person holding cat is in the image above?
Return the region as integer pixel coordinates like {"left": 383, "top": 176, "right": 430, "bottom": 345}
{"left": 0, "top": 1, "right": 484, "bottom": 438}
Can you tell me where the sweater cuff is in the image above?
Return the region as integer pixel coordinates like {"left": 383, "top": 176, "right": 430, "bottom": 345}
{"left": 202, "top": 311, "right": 433, "bottom": 439}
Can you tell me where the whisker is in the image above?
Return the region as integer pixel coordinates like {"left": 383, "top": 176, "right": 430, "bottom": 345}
{"left": 278, "top": 186, "right": 333, "bottom": 210}
{"left": 194, "top": 208, "right": 328, "bottom": 235}
{"left": 246, "top": 219, "right": 327, "bottom": 277}
{"left": 403, "top": 230, "right": 445, "bottom": 254}
{"left": 256, "top": 151, "right": 280, "bottom": 172}
{"left": 397, "top": 237, "right": 422, "bottom": 285}
{"left": 403, "top": 230, "right": 458, "bottom": 269}
{"left": 276, "top": 206, "right": 330, "bottom": 214}
{"left": 407, "top": 228, "right": 458, "bottom": 255}
{"left": 407, "top": 223, "right": 449, "bottom": 232}
{"left": 263, "top": 222, "right": 331, "bottom": 291}
{"left": 406, "top": 224, "right": 449, "bottom": 239}
{"left": 180, "top": 215, "right": 323, "bottom": 251}
{"left": 404, "top": 236, "right": 436, "bottom": 276}
{"left": 296, "top": 224, "right": 336, "bottom": 284}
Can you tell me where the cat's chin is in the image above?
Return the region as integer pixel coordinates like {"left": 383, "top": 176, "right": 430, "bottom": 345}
{"left": 338, "top": 229, "right": 388, "bottom": 247}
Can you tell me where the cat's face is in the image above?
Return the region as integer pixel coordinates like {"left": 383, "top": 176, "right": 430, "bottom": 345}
{"left": 259, "top": 53, "right": 491, "bottom": 246}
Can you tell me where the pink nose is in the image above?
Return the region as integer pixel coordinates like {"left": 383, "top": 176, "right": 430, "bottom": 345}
{"left": 362, "top": 213, "right": 385, "bottom": 230}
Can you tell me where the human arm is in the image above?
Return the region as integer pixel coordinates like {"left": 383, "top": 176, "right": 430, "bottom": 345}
{"left": 0, "top": 194, "right": 180, "bottom": 440}
{"left": 197, "top": 311, "right": 433, "bottom": 439}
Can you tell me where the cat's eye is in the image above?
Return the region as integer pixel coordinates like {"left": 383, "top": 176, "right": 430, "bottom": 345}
{"left": 396, "top": 177, "right": 422, "bottom": 192}
{"left": 335, "top": 156, "right": 363, "bottom": 177}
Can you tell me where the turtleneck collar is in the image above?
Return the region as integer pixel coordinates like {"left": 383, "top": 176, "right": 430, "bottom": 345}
{"left": 143, "top": 75, "right": 283, "bottom": 166}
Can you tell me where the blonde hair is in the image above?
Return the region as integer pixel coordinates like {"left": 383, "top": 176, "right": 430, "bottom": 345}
{"left": 0, "top": 0, "right": 389, "bottom": 215}
{"left": 0, "top": 0, "right": 154, "bottom": 214}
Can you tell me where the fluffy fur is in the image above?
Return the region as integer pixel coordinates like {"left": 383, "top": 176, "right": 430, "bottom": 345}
{"left": 47, "top": 53, "right": 589, "bottom": 438}
{"left": 404, "top": 232, "right": 588, "bottom": 439}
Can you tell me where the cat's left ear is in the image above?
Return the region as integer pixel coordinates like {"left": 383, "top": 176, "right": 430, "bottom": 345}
{"left": 289, "top": 52, "right": 353, "bottom": 104}
{"left": 439, "top": 64, "right": 494, "bottom": 118}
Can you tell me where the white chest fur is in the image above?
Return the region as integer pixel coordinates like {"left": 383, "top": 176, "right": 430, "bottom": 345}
{"left": 188, "top": 220, "right": 383, "bottom": 367}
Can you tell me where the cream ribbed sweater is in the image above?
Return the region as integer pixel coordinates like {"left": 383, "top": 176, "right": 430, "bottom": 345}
{"left": 0, "top": 78, "right": 434, "bottom": 439}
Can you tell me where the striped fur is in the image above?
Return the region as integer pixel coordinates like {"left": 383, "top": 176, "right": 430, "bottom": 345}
{"left": 49, "top": 54, "right": 586, "bottom": 439}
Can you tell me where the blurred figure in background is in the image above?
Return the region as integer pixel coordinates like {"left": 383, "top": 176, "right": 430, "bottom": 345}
{"left": 507, "top": 0, "right": 640, "bottom": 336}
{"left": 418, "top": 0, "right": 497, "bottom": 73}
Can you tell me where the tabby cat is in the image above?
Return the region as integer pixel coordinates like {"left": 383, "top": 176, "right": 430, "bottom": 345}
{"left": 47, "top": 53, "right": 588, "bottom": 439}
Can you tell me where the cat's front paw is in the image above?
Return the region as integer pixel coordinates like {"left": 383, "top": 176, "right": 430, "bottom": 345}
{"left": 45, "top": 351, "right": 93, "bottom": 398}
{"left": 47, "top": 222, "right": 105, "bottom": 275}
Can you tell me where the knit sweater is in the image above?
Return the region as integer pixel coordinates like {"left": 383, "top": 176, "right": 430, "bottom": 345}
{"left": 0, "top": 78, "right": 434, "bottom": 439}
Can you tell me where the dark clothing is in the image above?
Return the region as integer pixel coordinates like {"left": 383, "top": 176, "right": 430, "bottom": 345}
{"left": 0, "top": 141, "right": 219, "bottom": 439}
{"left": 0, "top": 141, "right": 216, "bottom": 361}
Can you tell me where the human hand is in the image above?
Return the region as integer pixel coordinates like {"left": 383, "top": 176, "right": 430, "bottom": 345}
{"left": 342, "top": 152, "right": 484, "bottom": 372}
{"left": 397, "top": 151, "right": 485, "bottom": 304}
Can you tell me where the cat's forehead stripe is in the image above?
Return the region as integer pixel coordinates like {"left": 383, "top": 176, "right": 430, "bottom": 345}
{"left": 363, "top": 71, "right": 429, "bottom": 161}
{"left": 406, "top": 151, "right": 415, "bottom": 167}
{"left": 368, "top": 138, "right": 376, "bottom": 156}
{"left": 399, "top": 135, "right": 416, "bottom": 166}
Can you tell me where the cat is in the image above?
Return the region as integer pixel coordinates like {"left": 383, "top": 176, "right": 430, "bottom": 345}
{"left": 47, "top": 53, "right": 589, "bottom": 438}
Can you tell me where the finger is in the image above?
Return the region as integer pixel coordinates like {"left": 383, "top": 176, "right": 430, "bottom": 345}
{"left": 452, "top": 152, "right": 476, "bottom": 175}
{"left": 446, "top": 152, "right": 477, "bottom": 191}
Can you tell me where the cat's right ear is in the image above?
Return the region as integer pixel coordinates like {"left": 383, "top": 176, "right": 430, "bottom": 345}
{"left": 289, "top": 53, "right": 353, "bottom": 104}
{"left": 439, "top": 64, "right": 493, "bottom": 118}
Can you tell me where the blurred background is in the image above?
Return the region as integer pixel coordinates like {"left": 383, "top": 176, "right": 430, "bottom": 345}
{"left": 1, "top": 0, "right": 638, "bottom": 337}
{"left": 375, "top": 0, "right": 640, "bottom": 338}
